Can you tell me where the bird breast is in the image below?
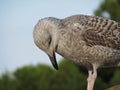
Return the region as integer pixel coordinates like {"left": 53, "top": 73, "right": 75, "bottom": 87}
{"left": 56, "top": 29, "right": 90, "bottom": 64}
{"left": 56, "top": 28, "right": 120, "bottom": 67}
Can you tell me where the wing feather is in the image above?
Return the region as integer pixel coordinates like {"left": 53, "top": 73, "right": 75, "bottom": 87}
{"left": 82, "top": 29, "right": 120, "bottom": 50}
{"left": 63, "top": 15, "right": 120, "bottom": 50}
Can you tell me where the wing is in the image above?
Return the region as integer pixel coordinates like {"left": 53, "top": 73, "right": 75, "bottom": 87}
{"left": 82, "top": 28, "right": 120, "bottom": 50}
{"left": 62, "top": 15, "right": 120, "bottom": 50}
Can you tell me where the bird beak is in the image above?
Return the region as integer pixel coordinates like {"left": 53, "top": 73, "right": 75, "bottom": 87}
{"left": 48, "top": 52, "right": 59, "bottom": 70}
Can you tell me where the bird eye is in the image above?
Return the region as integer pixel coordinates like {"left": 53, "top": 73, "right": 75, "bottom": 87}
{"left": 48, "top": 36, "right": 52, "bottom": 45}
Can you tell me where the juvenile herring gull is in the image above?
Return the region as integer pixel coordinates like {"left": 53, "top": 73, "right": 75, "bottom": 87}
{"left": 33, "top": 15, "right": 120, "bottom": 90}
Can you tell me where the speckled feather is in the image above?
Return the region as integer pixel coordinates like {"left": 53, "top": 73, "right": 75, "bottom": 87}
{"left": 62, "top": 15, "right": 120, "bottom": 50}
{"left": 33, "top": 15, "right": 120, "bottom": 69}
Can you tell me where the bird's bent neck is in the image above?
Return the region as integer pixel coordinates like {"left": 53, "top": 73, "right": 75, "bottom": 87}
{"left": 43, "top": 17, "right": 62, "bottom": 52}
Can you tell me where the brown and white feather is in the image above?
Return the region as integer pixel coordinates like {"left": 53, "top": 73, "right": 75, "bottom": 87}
{"left": 62, "top": 15, "right": 120, "bottom": 50}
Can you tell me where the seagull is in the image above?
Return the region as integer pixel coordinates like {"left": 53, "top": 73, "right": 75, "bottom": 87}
{"left": 33, "top": 15, "right": 120, "bottom": 90}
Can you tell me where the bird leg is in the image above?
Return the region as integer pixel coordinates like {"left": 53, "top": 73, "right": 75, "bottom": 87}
{"left": 87, "top": 65, "right": 97, "bottom": 90}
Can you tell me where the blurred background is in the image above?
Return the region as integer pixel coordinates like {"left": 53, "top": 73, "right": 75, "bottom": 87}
{"left": 0, "top": 0, "right": 101, "bottom": 74}
{"left": 0, "top": 0, "right": 120, "bottom": 90}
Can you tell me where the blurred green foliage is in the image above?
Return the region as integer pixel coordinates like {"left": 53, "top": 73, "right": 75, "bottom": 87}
{"left": 94, "top": 0, "right": 120, "bottom": 22}
{"left": 0, "top": 0, "right": 120, "bottom": 90}
{"left": 0, "top": 59, "right": 120, "bottom": 90}
{"left": 0, "top": 72, "right": 17, "bottom": 90}
{"left": 0, "top": 60, "right": 87, "bottom": 90}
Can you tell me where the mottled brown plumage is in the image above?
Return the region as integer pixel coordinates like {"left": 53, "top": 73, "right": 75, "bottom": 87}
{"left": 33, "top": 15, "right": 120, "bottom": 90}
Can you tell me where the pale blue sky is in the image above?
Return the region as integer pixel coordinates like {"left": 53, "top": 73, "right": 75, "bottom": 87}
{"left": 0, "top": 0, "right": 103, "bottom": 74}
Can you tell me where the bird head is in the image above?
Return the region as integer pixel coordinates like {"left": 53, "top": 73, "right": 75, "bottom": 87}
{"left": 33, "top": 17, "right": 60, "bottom": 70}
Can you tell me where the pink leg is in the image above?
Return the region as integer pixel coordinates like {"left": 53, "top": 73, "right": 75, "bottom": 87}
{"left": 87, "top": 65, "right": 97, "bottom": 90}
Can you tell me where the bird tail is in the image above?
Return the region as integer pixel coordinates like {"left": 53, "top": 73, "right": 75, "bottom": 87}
{"left": 117, "top": 62, "right": 120, "bottom": 67}
{"left": 100, "top": 58, "right": 120, "bottom": 68}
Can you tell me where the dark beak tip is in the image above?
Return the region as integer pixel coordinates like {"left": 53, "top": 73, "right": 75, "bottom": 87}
{"left": 48, "top": 53, "right": 59, "bottom": 70}
{"left": 53, "top": 64, "right": 59, "bottom": 70}
{"left": 50, "top": 59, "right": 59, "bottom": 70}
